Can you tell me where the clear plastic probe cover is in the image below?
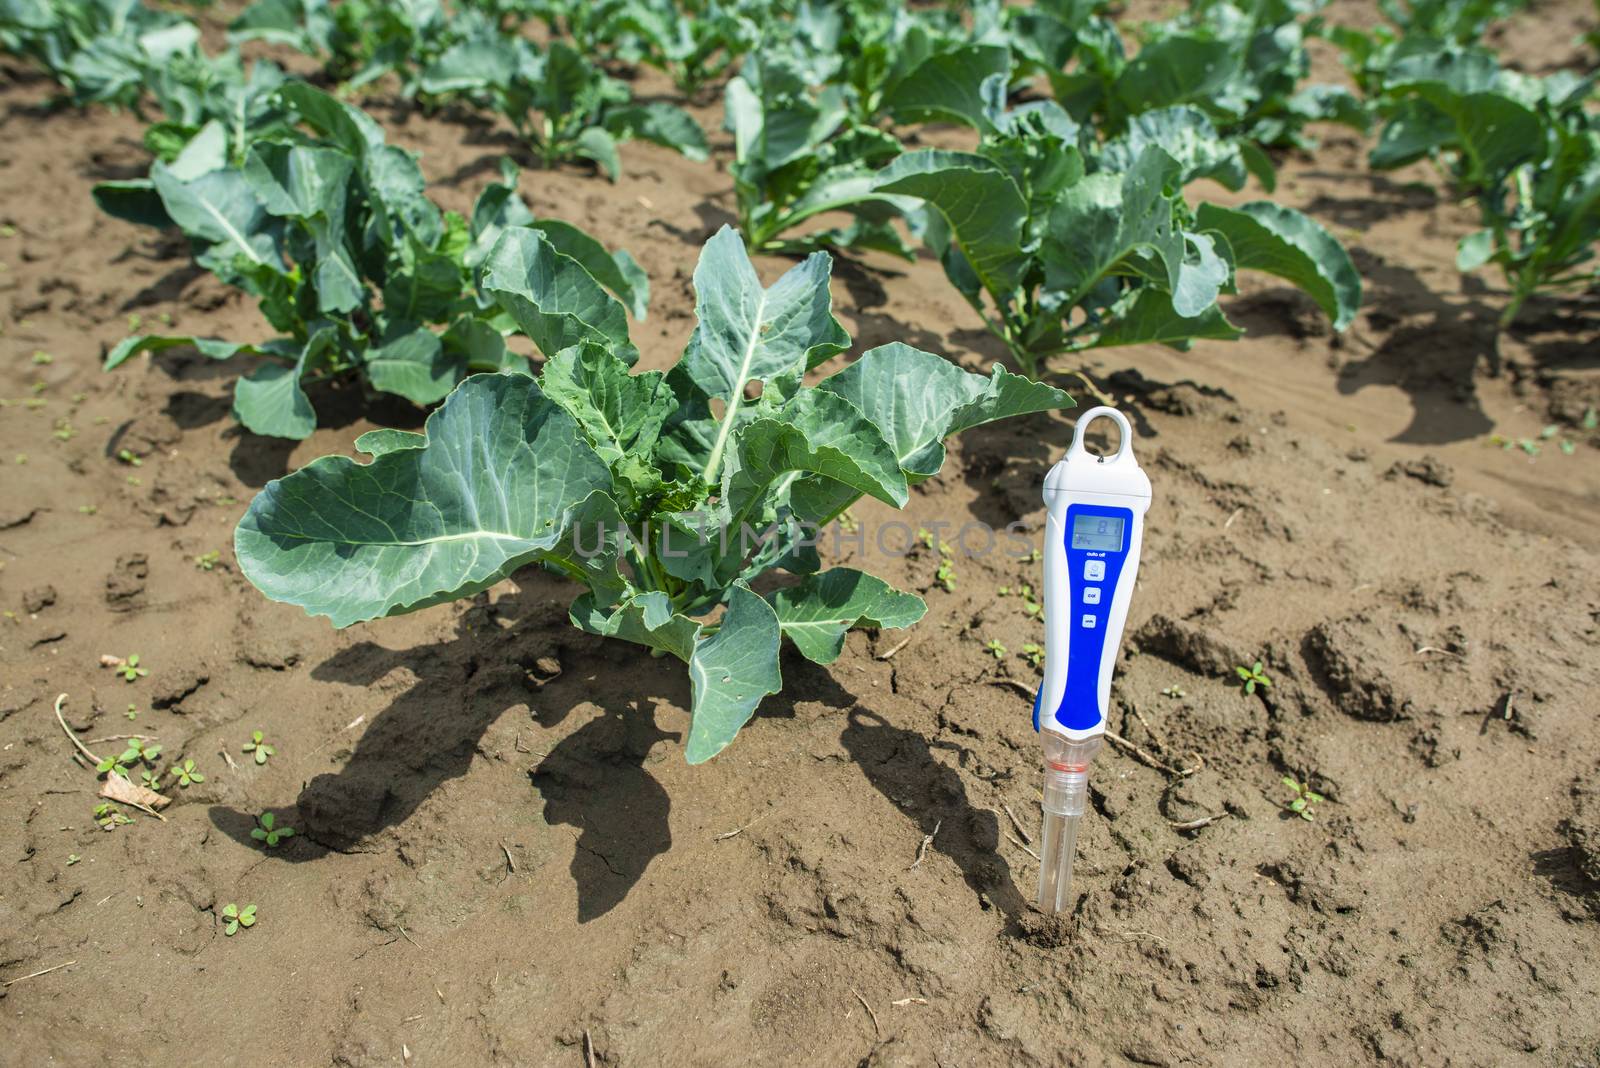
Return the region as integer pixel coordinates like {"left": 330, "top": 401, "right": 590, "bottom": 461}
{"left": 1037, "top": 733, "right": 1103, "bottom": 914}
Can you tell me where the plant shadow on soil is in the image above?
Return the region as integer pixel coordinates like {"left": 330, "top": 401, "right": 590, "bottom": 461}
{"left": 203, "top": 572, "right": 1031, "bottom": 923}
{"left": 206, "top": 577, "right": 683, "bottom": 921}
{"left": 779, "top": 654, "right": 1031, "bottom": 925}
{"left": 838, "top": 706, "right": 1032, "bottom": 927}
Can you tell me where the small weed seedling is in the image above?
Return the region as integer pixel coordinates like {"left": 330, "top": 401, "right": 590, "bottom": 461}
{"left": 221, "top": 903, "right": 257, "bottom": 936}
{"left": 126, "top": 704, "right": 138, "bottom": 721}
{"left": 116, "top": 449, "right": 142, "bottom": 467}
{"left": 194, "top": 550, "right": 221, "bottom": 571}
{"left": 94, "top": 802, "right": 132, "bottom": 830}
{"left": 1021, "top": 642, "right": 1044, "bottom": 668}
{"left": 169, "top": 759, "right": 204, "bottom": 787}
{"left": 984, "top": 638, "right": 1007, "bottom": 659}
{"left": 66, "top": 853, "right": 81, "bottom": 866}
{"left": 1281, "top": 776, "right": 1325, "bottom": 821}
{"left": 116, "top": 737, "right": 162, "bottom": 767}
{"left": 139, "top": 768, "right": 164, "bottom": 792}
{"left": 1236, "top": 661, "right": 1272, "bottom": 696}
{"left": 77, "top": 504, "right": 98, "bottom": 515}
{"left": 1161, "top": 685, "right": 1186, "bottom": 699}
{"left": 109, "top": 654, "right": 147, "bottom": 682}
{"left": 242, "top": 731, "right": 275, "bottom": 765}
{"left": 251, "top": 812, "right": 294, "bottom": 848}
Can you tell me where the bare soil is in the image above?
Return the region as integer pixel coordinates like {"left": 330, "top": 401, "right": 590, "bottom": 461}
{"left": 2, "top": 4, "right": 1599, "bottom": 1066}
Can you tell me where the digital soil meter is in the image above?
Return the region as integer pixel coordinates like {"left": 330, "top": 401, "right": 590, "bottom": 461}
{"left": 1032, "top": 406, "right": 1152, "bottom": 914}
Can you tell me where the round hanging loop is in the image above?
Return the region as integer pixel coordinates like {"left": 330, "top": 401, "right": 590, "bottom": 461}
{"left": 1066, "top": 406, "right": 1134, "bottom": 464}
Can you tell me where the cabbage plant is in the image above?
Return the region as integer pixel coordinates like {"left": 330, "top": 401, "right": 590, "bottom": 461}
{"left": 235, "top": 227, "right": 1070, "bottom": 762}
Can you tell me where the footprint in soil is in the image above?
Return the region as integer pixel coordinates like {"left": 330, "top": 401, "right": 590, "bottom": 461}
{"left": 839, "top": 708, "right": 1030, "bottom": 925}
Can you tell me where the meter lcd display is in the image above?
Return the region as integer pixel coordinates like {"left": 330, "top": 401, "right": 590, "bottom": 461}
{"left": 1071, "top": 514, "right": 1125, "bottom": 552}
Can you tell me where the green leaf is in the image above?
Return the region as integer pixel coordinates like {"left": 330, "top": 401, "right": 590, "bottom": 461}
{"left": 874, "top": 150, "right": 1029, "bottom": 297}
{"left": 1041, "top": 146, "right": 1186, "bottom": 310}
{"left": 686, "top": 584, "right": 782, "bottom": 763}
{"left": 232, "top": 328, "right": 337, "bottom": 440}
{"left": 480, "top": 228, "right": 638, "bottom": 363}
{"left": 104, "top": 335, "right": 262, "bottom": 372}
{"left": 1456, "top": 228, "right": 1494, "bottom": 271}
{"left": 235, "top": 373, "right": 613, "bottom": 627}
{"left": 363, "top": 326, "right": 458, "bottom": 406}
{"left": 539, "top": 343, "right": 674, "bottom": 478}
{"left": 678, "top": 226, "right": 849, "bottom": 483}
{"left": 884, "top": 44, "right": 1012, "bottom": 132}
{"left": 1196, "top": 202, "right": 1362, "bottom": 331}
{"left": 1087, "top": 290, "right": 1244, "bottom": 350}
{"left": 727, "top": 389, "right": 909, "bottom": 520}
{"left": 574, "top": 125, "right": 622, "bottom": 182}
{"left": 604, "top": 102, "right": 709, "bottom": 162}
{"left": 814, "top": 343, "right": 1071, "bottom": 479}
{"left": 150, "top": 161, "right": 279, "bottom": 271}
{"left": 766, "top": 568, "right": 924, "bottom": 664}
{"left": 1115, "top": 36, "right": 1238, "bottom": 115}
{"left": 571, "top": 590, "right": 700, "bottom": 662}
{"left": 529, "top": 221, "right": 650, "bottom": 321}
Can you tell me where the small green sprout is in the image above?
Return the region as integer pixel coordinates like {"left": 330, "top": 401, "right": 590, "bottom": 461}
{"left": 169, "top": 759, "right": 204, "bottom": 787}
{"left": 139, "top": 768, "right": 164, "bottom": 792}
{"left": 1161, "top": 685, "right": 1186, "bottom": 699}
{"left": 242, "top": 731, "right": 275, "bottom": 765}
{"left": 94, "top": 802, "right": 132, "bottom": 830}
{"left": 1020, "top": 642, "right": 1044, "bottom": 668}
{"left": 66, "top": 853, "right": 81, "bottom": 866}
{"left": 94, "top": 753, "right": 129, "bottom": 778}
{"left": 997, "top": 585, "right": 1010, "bottom": 596}
{"left": 935, "top": 559, "right": 957, "bottom": 592}
{"left": 251, "top": 812, "right": 294, "bottom": 847}
{"left": 0, "top": 224, "right": 15, "bottom": 237}
{"left": 14, "top": 454, "right": 25, "bottom": 464}
{"left": 125, "top": 704, "right": 138, "bottom": 721}
{"left": 77, "top": 504, "right": 98, "bottom": 515}
{"left": 52, "top": 418, "right": 74, "bottom": 440}
{"left": 194, "top": 550, "right": 221, "bottom": 571}
{"left": 1281, "top": 776, "right": 1325, "bottom": 821}
{"left": 221, "top": 903, "right": 257, "bottom": 935}
{"left": 116, "top": 449, "right": 142, "bottom": 467}
{"left": 31, "top": 350, "right": 52, "bottom": 365}
{"left": 1236, "top": 661, "right": 1272, "bottom": 695}
{"left": 115, "top": 654, "right": 147, "bottom": 682}
{"left": 116, "top": 737, "right": 162, "bottom": 766}
{"left": 984, "top": 638, "right": 1006, "bottom": 659}
{"left": 127, "top": 312, "right": 142, "bottom": 331}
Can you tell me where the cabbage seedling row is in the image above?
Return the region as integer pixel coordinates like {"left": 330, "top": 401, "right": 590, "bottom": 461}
{"left": 234, "top": 227, "right": 1071, "bottom": 762}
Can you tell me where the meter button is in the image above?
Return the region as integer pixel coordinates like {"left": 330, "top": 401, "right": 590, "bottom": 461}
{"left": 1080, "top": 614, "right": 1098, "bottom": 629}
{"left": 1084, "top": 560, "right": 1105, "bottom": 581}
{"left": 1082, "top": 587, "right": 1101, "bottom": 605}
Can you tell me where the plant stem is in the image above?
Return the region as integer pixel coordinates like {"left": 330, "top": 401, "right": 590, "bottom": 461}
{"left": 52, "top": 694, "right": 102, "bottom": 765}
